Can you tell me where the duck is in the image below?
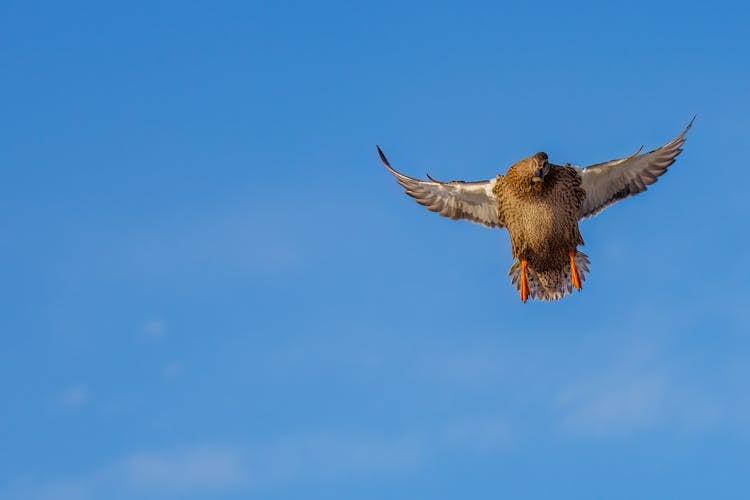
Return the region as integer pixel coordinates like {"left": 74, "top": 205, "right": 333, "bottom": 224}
{"left": 378, "top": 118, "right": 694, "bottom": 302}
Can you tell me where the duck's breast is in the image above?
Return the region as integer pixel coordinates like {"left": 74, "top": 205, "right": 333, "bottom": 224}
{"left": 509, "top": 197, "right": 570, "bottom": 257}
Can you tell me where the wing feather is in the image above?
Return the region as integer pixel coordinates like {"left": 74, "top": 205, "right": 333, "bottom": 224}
{"left": 576, "top": 117, "right": 694, "bottom": 219}
{"left": 378, "top": 146, "right": 502, "bottom": 228}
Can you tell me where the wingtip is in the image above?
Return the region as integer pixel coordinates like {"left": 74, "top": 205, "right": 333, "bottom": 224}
{"left": 686, "top": 114, "right": 697, "bottom": 131}
{"left": 376, "top": 145, "right": 392, "bottom": 168}
{"left": 673, "top": 115, "right": 696, "bottom": 144}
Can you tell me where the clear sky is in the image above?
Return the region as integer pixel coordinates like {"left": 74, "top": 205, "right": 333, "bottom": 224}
{"left": 2, "top": 1, "right": 749, "bottom": 499}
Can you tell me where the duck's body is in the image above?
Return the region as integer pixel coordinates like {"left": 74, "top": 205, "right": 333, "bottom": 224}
{"left": 496, "top": 157, "right": 587, "bottom": 300}
{"left": 378, "top": 118, "right": 694, "bottom": 302}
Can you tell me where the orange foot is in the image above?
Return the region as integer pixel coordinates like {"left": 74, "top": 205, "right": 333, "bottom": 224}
{"left": 569, "top": 250, "right": 582, "bottom": 290}
{"left": 520, "top": 259, "right": 529, "bottom": 303}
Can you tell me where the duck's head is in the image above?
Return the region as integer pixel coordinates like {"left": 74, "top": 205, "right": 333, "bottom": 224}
{"left": 530, "top": 152, "right": 550, "bottom": 184}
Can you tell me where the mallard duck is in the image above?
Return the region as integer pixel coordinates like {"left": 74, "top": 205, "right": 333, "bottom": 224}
{"left": 379, "top": 118, "right": 693, "bottom": 302}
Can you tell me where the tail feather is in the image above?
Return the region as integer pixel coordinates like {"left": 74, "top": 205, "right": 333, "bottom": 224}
{"left": 509, "top": 251, "right": 590, "bottom": 301}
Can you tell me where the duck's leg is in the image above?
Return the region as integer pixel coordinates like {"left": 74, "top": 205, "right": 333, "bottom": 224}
{"left": 569, "top": 250, "right": 582, "bottom": 290}
{"left": 520, "top": 259, "right": 530, "bottom": 303}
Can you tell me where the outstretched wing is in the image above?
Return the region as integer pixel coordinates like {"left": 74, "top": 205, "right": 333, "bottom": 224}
{"left": 378, "top": 146, "right": 502, "bottom": 228}
{"left": 576, "top": 117, "right": 694, "bottom": 219}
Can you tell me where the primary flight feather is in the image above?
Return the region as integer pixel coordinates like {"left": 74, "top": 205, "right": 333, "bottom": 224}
{"left": 379, "top": 118, "right": 694, "bottom": 302}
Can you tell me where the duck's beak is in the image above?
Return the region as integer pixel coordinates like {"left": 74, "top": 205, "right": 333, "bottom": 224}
{"left": 531, "top": 168, "right": 545, "bottom": 183}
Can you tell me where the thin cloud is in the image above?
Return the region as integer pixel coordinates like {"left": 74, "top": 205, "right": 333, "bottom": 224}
{"left": 249, "top": 434, "right": 424, "bottom": 484}
{"left": 56, "top": 386, "right": 89, "bottom": 410}
{"left": 1, "top": 425, "right": 512, "bottom": 499}
{"left": 2, "top": 445, "right": 246, "bottom": 500}
{"left": 556, "top": 339, "right": 726, "bottom": 437}
{"left": 142, "top": 319, "right": 166, "bottom": 338}
{"left": 3, "top": 478, "right": 89, "bottom": 500}
{"left": 162, "top": 360, "right": 182, "bottom": 379}
{"left": 559, "top": 372, "right": 668, "bottom": 436}
{"left": 440, "top": 417, "right": 511, "bottom": 451}
{"left": 122, "top": 446, "right": 245, "bottom": 493}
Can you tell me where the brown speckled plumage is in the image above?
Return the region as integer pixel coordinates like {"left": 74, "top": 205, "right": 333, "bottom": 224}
{"left": 494, "top": 153, "right": 588, "bottom": 300}
{"left": 378, "top": 118, "right": 694, "bottom": 302}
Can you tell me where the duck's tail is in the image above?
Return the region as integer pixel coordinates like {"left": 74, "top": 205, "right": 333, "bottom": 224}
{"left": 509, "top": 251, "right": 590, "bottom": 301}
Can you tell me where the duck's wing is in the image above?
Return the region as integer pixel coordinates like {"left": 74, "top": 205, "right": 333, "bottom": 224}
{"left": 576, "top": 117, "right": 694, "bottom": 219}
{"left": 378, "top": 146, "right": 503, "bottom": 228}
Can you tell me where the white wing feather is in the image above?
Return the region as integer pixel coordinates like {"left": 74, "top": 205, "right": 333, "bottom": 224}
{"left": 378, "top": 146, "right": 502, "bottom": 228}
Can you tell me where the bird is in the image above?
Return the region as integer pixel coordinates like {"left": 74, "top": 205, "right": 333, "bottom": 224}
{"left": 378, "top": 118, "right": 694, "bottom": 302}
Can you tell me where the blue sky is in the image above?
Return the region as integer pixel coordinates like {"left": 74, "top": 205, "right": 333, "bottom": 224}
{"left": 2, "top": 1, "right": 750, "bottom": 499}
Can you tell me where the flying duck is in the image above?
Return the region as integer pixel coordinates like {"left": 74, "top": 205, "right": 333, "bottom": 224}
{"left": 379, "top": 118, "right": 694, "bottom": 302}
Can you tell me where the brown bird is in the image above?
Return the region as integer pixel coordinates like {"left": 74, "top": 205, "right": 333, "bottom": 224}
{"left": 379, "top": 118, "right": 693, "bottom": 302}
